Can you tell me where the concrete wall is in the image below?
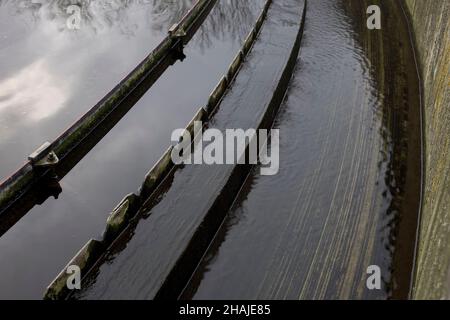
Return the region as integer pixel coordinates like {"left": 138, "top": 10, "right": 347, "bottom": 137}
{"left": 404, "top": 0, "right": 450, "bottom": 299}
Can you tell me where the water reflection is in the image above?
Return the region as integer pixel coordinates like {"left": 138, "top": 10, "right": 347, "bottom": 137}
{"left": 0, "top": 59, "right": 68, "bottom": 129}
{"left": 1, "top": 0, "right": 259, "bottom": 42}
{"left": 0, "top": 0, "right": 260, "bottom": 180}
{"left": 195, "top": 0, "right": 263, "bottom": 50}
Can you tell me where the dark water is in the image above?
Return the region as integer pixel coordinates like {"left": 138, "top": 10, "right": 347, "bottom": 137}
{"left": 0, "top": 0, "right": 265, "bottom": 299}
{"left": 183, "top": 0, "right": 421, "bottom": 299}
{"left": 73, "top": 0, "right": 304, "bottom": 300}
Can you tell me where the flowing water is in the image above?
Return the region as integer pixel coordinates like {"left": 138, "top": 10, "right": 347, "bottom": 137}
{"left": 0, "top": 0, "right": 191, "bottom": 180}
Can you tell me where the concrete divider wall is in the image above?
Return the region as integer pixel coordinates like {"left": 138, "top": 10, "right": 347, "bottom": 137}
{"left": 43, "top": 0, "right": 273, "bottom": 300}
{"left": 403, "top": 0, "right": 450, "bottom": 299}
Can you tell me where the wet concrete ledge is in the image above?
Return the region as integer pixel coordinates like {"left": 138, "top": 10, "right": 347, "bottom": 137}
{"left": 43, "top": 0, "right": 274, "bottom": 301}
{"left": 0, "top": 0, "right": 216, "bottom": 217}
{"left": 403, "top": 0, "right": 450, "bottom": 300}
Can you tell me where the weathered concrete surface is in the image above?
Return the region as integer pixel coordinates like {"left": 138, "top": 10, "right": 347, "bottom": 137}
{"left": 404, "top": 0, "right": 450, "bottom": 300}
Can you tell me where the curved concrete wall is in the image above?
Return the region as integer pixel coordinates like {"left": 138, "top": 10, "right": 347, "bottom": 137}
{"left": 404, "top": 0, "right": 450, "bottom": 299}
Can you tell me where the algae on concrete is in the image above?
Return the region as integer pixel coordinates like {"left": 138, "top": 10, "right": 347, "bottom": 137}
{"left": 404, "top": 0, "right": 450, "bottom": 300}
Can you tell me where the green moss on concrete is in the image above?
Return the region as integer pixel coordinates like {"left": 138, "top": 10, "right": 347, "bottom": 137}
{"left": 207, "top": 76, "right": 229, "bottom": 113}
{"left": 140, "top": 146, "right": 175, "bottom": 200}
{"left": 104, "top": 194, "right": 139, "bottom": 242}
{"left": 41, "top": 0, "right": 273, "bottom": 300}
{"left": 405, "top": 0, "right": 450, "bottom": 300}
{"left": 44, "top": 239, "right": 102, "bottom": 300}
{"left": 0, "top": 3, "right": 202, "bottom": 211}
{"left": 185, "top": 108, "right": 207, "bottom": 136}
{"left": 0, "top": 167, "right": 35, "bottom": 210}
